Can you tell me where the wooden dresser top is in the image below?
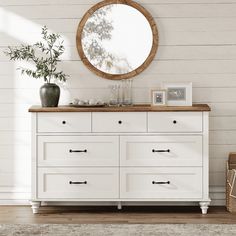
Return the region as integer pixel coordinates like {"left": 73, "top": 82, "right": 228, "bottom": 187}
{"left": 29, "top": 104, "right": 211, "bottom": 112}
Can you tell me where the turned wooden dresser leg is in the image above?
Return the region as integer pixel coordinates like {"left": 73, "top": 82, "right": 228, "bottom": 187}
{"left": 117, "top": 201, "right": 122, "bottom": 210}
{"left": 30, "top": 201, "right": 41, "bottom": 214}
{"left": 199, "top": 201, "right": 210, "bottom": 214}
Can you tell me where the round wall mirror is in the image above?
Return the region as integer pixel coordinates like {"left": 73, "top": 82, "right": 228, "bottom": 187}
{"left": 76, "top": 0, "right": 158, "bottom": 80}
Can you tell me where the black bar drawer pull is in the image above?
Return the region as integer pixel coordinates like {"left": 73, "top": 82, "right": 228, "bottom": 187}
{"left": 152, "top": 149, "right": 170, "bottom": 153}
{"left": 152, "top": 181, "right": 170, "bottom": 185}
{"left": 69, "top": 181, "right": 87, "bottom": 185}
{"left": 69, "top": 149, "right": 87, "bottom": 153}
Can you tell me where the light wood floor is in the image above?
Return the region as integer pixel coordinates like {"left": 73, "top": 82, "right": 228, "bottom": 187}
{"left": 0, "top": 206, "right": 235, "bottom": 224}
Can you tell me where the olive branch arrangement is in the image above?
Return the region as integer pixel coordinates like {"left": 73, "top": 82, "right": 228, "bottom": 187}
{"left": 4, "top": 26, "right": 69, "bottom": 83}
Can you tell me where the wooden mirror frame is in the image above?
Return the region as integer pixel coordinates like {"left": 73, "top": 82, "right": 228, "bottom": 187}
{"left": 76, "top": 0, "right": 159, "bottom": 80}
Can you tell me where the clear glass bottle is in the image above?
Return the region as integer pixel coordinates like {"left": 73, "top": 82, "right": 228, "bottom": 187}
{"left": 108, "top": 84, "right": 120, "bottom": 106}
{"left": 122, "top": 79, "right": 133, "bottom": 106}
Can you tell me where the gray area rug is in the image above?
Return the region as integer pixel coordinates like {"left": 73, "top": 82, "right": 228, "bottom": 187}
{"left": 0, "top": 224, "right": 236, "bottom": 236}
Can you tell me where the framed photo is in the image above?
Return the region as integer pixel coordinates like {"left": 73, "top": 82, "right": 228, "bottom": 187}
{"left": 162, "top": 82, "right": 192, "bottom": 106}
{"left": 151, "top": 89, "right": 166, "bottom": 106}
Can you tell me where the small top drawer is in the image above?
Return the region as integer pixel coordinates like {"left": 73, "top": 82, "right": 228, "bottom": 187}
{"left": 148, "top": 112, "right": 202, "bottom": 133}
{"left": 92, "top": 112, "right": 147, "bottom": 133}
{"left": 37, "top": 112, "right": 91, "bottom": 133}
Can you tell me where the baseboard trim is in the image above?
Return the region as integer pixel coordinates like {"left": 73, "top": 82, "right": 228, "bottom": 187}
{"left": 0, "top": 200, "right": 30, "bottom": 205}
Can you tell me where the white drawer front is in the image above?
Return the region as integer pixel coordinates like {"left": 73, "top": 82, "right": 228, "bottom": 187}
{"left": 148, "top": 112, "right": 202, "bottom": 133}
{"left": 38, "top": 168, "right": 119, "bottom": 199}
{"left": 38, "top": 136, "right": 119, "bottom": 167}
{"left": 120, "top": 136, "right": 202, "bottom": 167}
{"left": 92, "top": 112, "right": 147, "bottom": 133}
{"left": 37, "top": 113, "right": 91, "bottom": 133}
{"left": 120, "top": 167, "right": 202, "bottom": 199}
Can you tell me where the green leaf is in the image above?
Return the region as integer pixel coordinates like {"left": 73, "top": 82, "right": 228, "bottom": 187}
{"left": 3, "top": 25, "right": 69, "bottom": 83}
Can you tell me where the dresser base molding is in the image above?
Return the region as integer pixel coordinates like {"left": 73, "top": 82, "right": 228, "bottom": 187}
{"left": 30, "top": 200, "right": 211, "bottom": 214}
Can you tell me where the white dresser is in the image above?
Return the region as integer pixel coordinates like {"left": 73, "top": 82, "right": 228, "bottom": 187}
{"left": 29, "top": 104, "right": 211, "bottom": 214}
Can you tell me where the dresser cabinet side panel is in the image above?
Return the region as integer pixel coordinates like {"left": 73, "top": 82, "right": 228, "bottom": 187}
{"left": 31, "top": 112, "right": 37, "bottom": 200}
{"left": 203, "top": 111, "right": 210, "bottom": 200}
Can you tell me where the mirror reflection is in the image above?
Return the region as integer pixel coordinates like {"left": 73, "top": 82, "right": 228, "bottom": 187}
{"left": 81, "top": 4, "right": 153, "bottom": 75}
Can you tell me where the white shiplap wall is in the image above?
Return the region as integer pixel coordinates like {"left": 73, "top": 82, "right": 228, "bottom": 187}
{"left": 0, "top": 0, "right": 234, "bottom": 205}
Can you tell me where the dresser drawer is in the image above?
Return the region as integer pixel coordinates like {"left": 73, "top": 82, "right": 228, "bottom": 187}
{"left": 92, "top": 112, "right": 147, "bottom": 133}
{"left": 120, "top": 136, "right": 202, "bottom": 167}
{"left": 148, "top": 112, "right": 202, "bottom": 133}
{"left": 38, "top": 168, "right": 119, "bottom": 199}
{"left": 37, "top": 113, "right": 91, "bottom": 133}
{"left": 38, "top": 136, "right": 119, "bottom": 167}
{"left": 120, "top": 167, "right": 202, "bottom": 199}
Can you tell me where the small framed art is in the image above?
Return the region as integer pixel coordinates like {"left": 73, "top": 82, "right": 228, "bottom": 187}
{"left": 162, "top": 82, "right": 192, "bottom": 106}
{"left": 151, "top": 89, "right": 166, "bottom": 106}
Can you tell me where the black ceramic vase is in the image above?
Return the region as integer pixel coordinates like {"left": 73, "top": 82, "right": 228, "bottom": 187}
{"left": 40, "top": 83, "right": 60, "bottom": 107}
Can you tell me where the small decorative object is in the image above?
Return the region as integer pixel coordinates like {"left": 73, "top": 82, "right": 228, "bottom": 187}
{"left": 4, "top": 26, "right": 69, "bottom": 107}
{"left": 70, "top": 98, "right": 106, "bottom": 107}
{"left": 108, "top": 84, "right": 120, "bottom": 106}
{"left": 151, "top": 89, "right": 166, "bottom": 106}
{"left": 162, "top": 82, "right": 192, "bottom": 106}
{"left": 226, "top": 152, "right": 236, "bottom": 212}
{"left": 78, "top": 100, "right": 85, "bottom": 106}
{"left": 122, "top": 79, "right": 133, "bottom": 106}
{"left": 72, "top": 98, "right": 80, "bottom": 105}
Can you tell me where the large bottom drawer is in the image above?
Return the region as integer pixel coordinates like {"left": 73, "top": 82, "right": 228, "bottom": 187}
{"left": 120, "top": 167, "right": 202, "bottom": 199}
{"left": 38, "top": 168, "right": 119, "bottom": 199}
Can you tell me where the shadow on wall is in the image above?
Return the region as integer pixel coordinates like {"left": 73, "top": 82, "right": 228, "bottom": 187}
{"left": 0, "top": 6, "right": 81, "bottom": 201}
{"left": 0, "top": 3, "right": 125, "bottom": 201}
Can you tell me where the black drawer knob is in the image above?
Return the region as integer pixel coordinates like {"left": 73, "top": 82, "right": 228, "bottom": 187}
{"left": 62, "top": 120, "right": 66, "bottom": 124}
{"left": 173, "top": 120, "right": 177, "bottom": 124}
{"left": 118, "top": 120, "right": 122, "bottom": 124}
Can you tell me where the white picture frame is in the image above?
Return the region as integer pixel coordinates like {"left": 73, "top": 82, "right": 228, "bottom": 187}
{"left": 151, "top": 89, "right": 166, "bottom": 106}
{"left": 162, "top": 82, "right": 192, "bottom": 106}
